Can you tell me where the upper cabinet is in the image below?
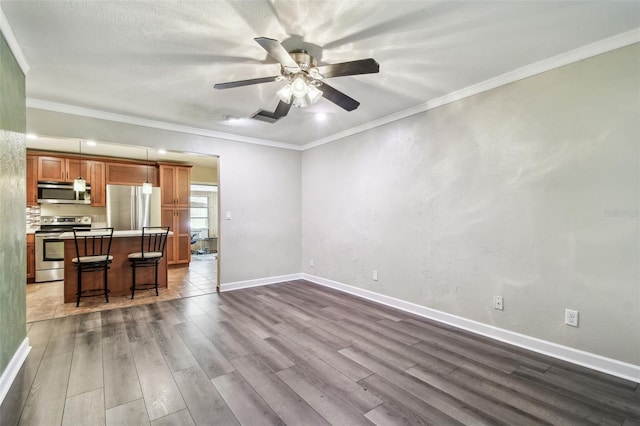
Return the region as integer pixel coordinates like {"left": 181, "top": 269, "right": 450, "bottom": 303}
{"left": 27, "top": 151, "right": 187, "bottom": 211}
{"left": 38, "top": 156, "right": 89, "bottom": 183}
{"left": 32, "top": 154, "right": 105, "bottom": 207}
{"left": 88, "top": 161, "right": 106, "bottom": 207}
{"left": 159, "top": 164, "right": 191, "bottom": 207}
{"left": 26, "top": 154, "right": 38, "bottom": 206}
{"left": 37, "top": 156, "right": 65, "bottom": 181}
{"left": 106, "top": 163, "right": 158, "bottom": 186}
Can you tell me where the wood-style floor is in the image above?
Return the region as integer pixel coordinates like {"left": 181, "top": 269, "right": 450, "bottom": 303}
{"left": 2, "top": 280, "right": 638, "bottom": 425}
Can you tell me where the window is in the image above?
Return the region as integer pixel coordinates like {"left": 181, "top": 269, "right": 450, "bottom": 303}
{"left": 190, "top": 195, "right": 209, "bottom": 231}
{"left": 190, "top": 184, "right": 218, "bottom": 239}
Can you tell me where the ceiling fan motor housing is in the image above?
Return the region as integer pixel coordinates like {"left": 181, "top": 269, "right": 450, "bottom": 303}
{"left": 287, "top": 50, "right": 317, "bottom": 72}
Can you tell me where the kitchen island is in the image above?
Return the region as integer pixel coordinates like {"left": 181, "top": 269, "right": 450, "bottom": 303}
{"left": 61, "top": 230, "right": 172, "bottom": 303}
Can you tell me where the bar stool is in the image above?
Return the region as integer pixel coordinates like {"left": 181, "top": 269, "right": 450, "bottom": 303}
{"left": 128, "top": 226, "right": 170, "bottom": 299}
{"left": 72, "top": 227, "right": 114, "bottom": 307}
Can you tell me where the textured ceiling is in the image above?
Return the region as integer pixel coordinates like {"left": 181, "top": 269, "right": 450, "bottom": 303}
{"left": 2, "top": 1, "right": 639, "bottom": 146}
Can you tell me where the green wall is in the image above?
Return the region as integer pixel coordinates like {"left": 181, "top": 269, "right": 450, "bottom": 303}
{"left": 0, "top": 30, "right": 27, "bottom": 376}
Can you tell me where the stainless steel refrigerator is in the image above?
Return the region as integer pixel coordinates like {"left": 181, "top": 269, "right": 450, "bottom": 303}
{"left": 106, "top": 184, "right": 162, "bottom": 231}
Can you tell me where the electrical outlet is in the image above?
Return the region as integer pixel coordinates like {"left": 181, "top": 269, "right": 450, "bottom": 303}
{"left": 309, "top": 258, "right": 314, "bottom": 267}
{"left": 373, "top": 270, "right": 378, "bottom": 281}
{"left": 493, "top": 296, "right": 504, "bottom": 310}
{"left": 565, "top": 309, "right": 579, "bottom": 327}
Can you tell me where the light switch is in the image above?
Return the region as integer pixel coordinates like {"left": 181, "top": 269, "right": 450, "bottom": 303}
{"left": 226, "top": 211, "right": 232, "bottom": 220}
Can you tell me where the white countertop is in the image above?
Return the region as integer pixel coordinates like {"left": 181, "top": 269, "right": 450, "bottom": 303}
{"left": 59, "top": 230, "right": 173, "bottom": 239}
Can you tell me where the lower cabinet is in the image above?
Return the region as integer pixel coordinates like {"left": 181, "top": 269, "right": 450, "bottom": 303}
{"left": 26, "top": 234, "right": 35, "bottom": 282}
{"left": 161, "top": 207, "right": 190, "bottom": 265}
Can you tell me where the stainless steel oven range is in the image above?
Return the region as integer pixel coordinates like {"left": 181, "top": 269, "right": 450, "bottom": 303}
{"left": 35, "top": 215, "right": 92, "bottom": 283}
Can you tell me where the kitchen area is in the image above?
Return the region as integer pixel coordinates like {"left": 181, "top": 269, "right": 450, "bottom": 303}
{"left": 25, "top": 137, "right": 219, "bottom": 321}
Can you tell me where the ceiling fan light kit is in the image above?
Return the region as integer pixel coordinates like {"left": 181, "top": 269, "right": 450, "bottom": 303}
{"left": 214, "top": 37, "right": 379, "bottom": 123}
{"left": 277, "top": 75, "right": 323, "bottom": 107}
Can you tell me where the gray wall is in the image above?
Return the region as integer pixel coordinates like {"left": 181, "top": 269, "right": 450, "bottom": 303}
{"left": 27, "top": 110, "right": 301, "bottom": 284}
{"left": 0, "top": 30, "right": 27, "bottom": 376}
{"left": 302, "top": 44, "right": 640, "bottom": 365}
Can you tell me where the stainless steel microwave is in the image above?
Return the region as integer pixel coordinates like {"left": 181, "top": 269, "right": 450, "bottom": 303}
{"left": 37, "top": 181, "right": 92, "bottom": 204}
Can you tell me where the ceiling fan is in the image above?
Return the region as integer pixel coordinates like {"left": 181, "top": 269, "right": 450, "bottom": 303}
{"left": 214, "top": 37, "right": 379, "bottom": 123}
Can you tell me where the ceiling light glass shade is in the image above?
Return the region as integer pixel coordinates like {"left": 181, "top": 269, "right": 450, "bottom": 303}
{"left": 142, "top": 181, "right": 153, "bottom": 194}
{"left": 291, "top": 77, "right": 308, "bottom": 98}
{"left": 293, "top": 96, "right": 308, "bottom": 108}
{"left": 276, "top": 84, "right": 293, "bottom": 103}
{"left": 73, "top": 177, "right": 86, "bottom": 192}
{"left": 307, "top": 84, "right": 323, "bottom": 104}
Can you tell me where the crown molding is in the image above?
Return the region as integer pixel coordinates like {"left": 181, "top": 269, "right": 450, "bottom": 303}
{"left": 302, "top": 28, "right": 640, "bottom": 151}
{"left": 0, "top": 5, "right": 30, "bottom": 74}
{"left": 22, "top": 28, "right": 639, "bottom": 152}
{"left": 26, "top": 98, "right": 303, "bottom": 151}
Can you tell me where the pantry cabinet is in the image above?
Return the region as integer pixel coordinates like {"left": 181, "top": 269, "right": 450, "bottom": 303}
{"left": 159, "top": 164, "right": 191, "bottom": 265}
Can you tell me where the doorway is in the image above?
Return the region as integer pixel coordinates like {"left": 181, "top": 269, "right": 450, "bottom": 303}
{"left": 187, "top": 183, "right": 219, "bottom": 294}
{"left": 190, "top": 184, "right": 218, "bottom": 261}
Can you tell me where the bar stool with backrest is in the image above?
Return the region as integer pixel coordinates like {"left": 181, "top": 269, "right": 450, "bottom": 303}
{"left": 128, "top": 226, "right": 170, "bottom": 299}
{"left": 72, "top": 227, "right": 114, "bottom": 307}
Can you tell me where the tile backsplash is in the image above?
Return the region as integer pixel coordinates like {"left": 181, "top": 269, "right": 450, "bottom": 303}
{"left": 26, "top": 205, "right": 41, "bottom": 232}
{"left": 26, "top": 204, "right": 106, "bottom": 232}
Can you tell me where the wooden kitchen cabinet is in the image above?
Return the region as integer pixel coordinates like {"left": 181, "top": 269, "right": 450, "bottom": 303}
{"left": 26, "top": 154, "right": 38, "bottom": 206}
{"left": 33, "top": 154, "right": 105, "bottom": 205}
{"left": 37, "top": 156, "right": 65, "bottom": 181}
{"left": 38, "top": 156, "right": 89, "bottom": 182}
{"left": 106, "top": 162, "right": 158, "bottom": 186}
{"left": 26, "top": 233, "right": 35, "bottom": 282}
{"left": 159, "top": 164, "right": 191, "bottom": 265}
{"left": 160, "top": 164, "right": 191, "bottom": 207}
{"left": 66, "top": 158, "right": 89, "bottom": 183}
{"left": 88, "top": 160, "right": 106, "bottom": 206}
{"left": 161, "top": 207, "right": 191, "bottom": 265}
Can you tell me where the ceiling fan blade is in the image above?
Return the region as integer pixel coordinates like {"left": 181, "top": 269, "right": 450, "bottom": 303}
{"left": 251, "top": 101, "right": 292, "bottom": 123}
{"left": 214, "top": 75, "right": 280, "bottom": 90}
{"left": 273, "top": 101, "right": 293, "bottom": 119}
{"left": 316, "top": 58, "right": 379, "bottom": 79}
{"left": 319, "top": 83, "right": 360, "bottom": 111}
{"left": 254, "top": 37, "right": 301, "bottom": 73}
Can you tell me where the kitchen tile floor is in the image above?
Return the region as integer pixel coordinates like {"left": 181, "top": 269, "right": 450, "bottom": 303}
{"left": 26, "top": 257, "right": 217, "bottom": 323}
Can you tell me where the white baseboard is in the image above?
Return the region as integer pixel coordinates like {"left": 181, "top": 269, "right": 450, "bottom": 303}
{"left": 301, "top": 273, "right": 640, "bottom": 383}
{"left": 0, "top": 338, "right": 31, "bottom": 405}
{"left": 219, "top": 273, "right": 303, "bottom": 292}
